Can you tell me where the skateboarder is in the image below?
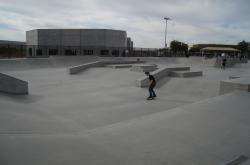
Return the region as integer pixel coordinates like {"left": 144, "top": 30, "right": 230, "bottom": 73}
{"left": 145, "top": 72, "right": 157, "bottom": 100}
{"left": 222, "top": 58, "right": 227, "bottom": 70}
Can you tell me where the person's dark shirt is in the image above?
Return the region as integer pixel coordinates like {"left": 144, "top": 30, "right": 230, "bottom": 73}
{"left": 149, "top": 75, "right": 156, "bottom": 86}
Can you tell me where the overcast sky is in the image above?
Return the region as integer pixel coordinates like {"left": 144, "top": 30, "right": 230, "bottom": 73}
{"left": 0, "top": 0, "right": 249, "bottom": 47}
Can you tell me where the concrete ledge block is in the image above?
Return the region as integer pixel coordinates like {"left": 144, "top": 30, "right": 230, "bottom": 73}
{"left": 229, "top": 76, "right": 240, "bottom": 79}
{"left": 106, "top": 64, "right": 133, "bottom": 68}
{"left": 69, "top": 60, "right": 145, "bottom": 74}
{"left": 169, "top": 71, "right": 203, "bottom": 77}
{"left": 69, "top": 61, "right": 104, "bottom": 74}
{"left": 135, "top": 67, "right": 170, "bottom": 88}
{"left": 131, "top": 64, "right": 158, "bottom": 72}
{"left": 219, "top": 78, "right": 250, "bottom": 95}
{"left": 0, "top": 73, "right": 28, "bottom": 95}
{"left": 167, "top": 67, "right": 190, "bottom": 71}
{"left": 135, "top": 66, "right": 192, "bottom": 88}
{"left": 102, "top": 60, "right": 145, "bottom": 65}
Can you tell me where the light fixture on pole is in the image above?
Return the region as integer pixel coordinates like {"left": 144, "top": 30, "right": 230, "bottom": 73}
{"left": 164, "top": 17, "right": 171, "bottom": 48}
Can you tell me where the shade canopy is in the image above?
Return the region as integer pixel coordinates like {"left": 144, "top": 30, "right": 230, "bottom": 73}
{"left": 201, "top": 47, "right": 240, "bottom": 52}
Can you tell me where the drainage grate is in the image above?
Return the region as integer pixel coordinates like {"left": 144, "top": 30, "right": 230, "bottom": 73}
{"left": 224, "top": 155, "right": 249, "bottom": 165}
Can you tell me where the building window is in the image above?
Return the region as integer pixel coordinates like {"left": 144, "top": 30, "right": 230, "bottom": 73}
{"left": 83, "top": 49, "right": 94, "bottom": 55}
{"left": 36, "top": 49, "right": 43, "bottom": 56}
{"left": 112, "top": 50, "right": 119, "bottom": 56}
{"left": 65, "top": 49, "right": 77, "bottom": 56}
{"left": 100, "top": 50, "right": 109, "bottom": 56}
{"left": 49, "top": 49, "right": 58, "bottom": 55}
{"left": 28, "top": 48, "right": 32, "bottom": 56}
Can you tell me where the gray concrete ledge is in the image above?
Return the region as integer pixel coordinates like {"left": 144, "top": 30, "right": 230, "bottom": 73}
{"left": 69, "top": 61, "right": 103, "bottom": 74}
{"left": 220, "top": 78, "right": 250, "bottom": 95}
{"left": 167, "top": 67, "right": 190, "bottom": 71}
{"left": 136, "top": 66, "right": 190, "bottom": 88}
{"left": 0, "top": 73, "right": 28, "bottom": 95}
{"left": 229, "top": 76, "right": 240, "bottom": 80}
{"left": 69, "top": 60, "right": 145, "bottom": 74}
{"left": 130, "top": 64, "right": 158, "bottom": 72}
{"left": 102, "top": 60, "right": 145, "bottom": 65}
{"left": 169, "top": 70, "right": 203, "bottom": 77}
{"left": 106, "top": 64, "right": 133, "bottom": 68}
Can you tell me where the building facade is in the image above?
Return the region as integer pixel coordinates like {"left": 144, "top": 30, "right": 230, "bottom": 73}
{"left": 26, "top": 29, "right": 132, "bottom": 57}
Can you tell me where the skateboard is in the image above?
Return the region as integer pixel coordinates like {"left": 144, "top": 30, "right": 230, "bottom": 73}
{"left": 147, "top": 97, "right": 156, "bottom": 100}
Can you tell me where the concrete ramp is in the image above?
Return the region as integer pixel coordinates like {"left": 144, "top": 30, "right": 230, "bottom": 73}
{"left": 83, "top": 91, "right": 250, "bottom": 165}
{"left": 0, "top": 92, "right": 249, "bottom": 165}
{"left": 0, "top": 73, "right": 28, "bottom": 94}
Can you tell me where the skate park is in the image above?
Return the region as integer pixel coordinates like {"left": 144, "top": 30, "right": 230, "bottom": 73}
{"left": 0, "top": 56, "right": 250, "bottom": 165}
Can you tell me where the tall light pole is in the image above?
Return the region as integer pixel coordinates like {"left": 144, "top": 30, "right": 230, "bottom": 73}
{"left": 164, "top": 17, "right": 171, "bottom": 48}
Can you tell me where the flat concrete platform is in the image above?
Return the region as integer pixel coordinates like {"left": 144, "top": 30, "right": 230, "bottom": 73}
{"left": 220, "top": 78, "right": 250, "bottom": 95}
{"left": 0, "top": 56, "right": 250, "bottom": 165}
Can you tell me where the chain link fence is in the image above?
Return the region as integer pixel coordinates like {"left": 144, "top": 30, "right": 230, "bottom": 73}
{"left": 0, "top": 44, "right": 189, "bottom": 58}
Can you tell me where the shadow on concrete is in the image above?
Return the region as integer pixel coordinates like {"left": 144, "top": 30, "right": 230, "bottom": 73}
{"left": 155, "top": 77, "right": 171, "bottom": 89}
{"left": 0, "top": 93, "right": 44, "bottom": 104}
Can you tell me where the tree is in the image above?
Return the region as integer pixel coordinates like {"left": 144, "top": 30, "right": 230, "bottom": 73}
{"left": 237, "top": 40, "right": 249, "bottom": 53}
{"left": 170, "top": 40, "right": 188, "bottom": 54}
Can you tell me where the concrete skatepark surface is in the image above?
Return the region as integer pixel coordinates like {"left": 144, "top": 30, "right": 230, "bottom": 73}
{"left": 0, "top": 56, "right": 250, "bottom": 165}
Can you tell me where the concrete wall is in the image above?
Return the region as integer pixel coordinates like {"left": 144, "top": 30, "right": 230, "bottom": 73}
{"left": 26, "top": 29, "right": 127, "bottom": 48}
{"left": 26, "top": 30, "right": 38, "bottom": 45}
{"left": 26, "top": 29, "right": 127, "bottom": 56}
{"left": 81, "top": 29, "right": 105, "bottom": 46}
{"left": 38, "top": 29, "right": 61, "bottom": 46}
{"left": 62, "top": 30, "right": 81, "bottom": 46}
{"left": 104, "top": 30, "right": 127, "bottom": 47}
{"left": 0, "top": 73, "right": 28, "bottom": 94}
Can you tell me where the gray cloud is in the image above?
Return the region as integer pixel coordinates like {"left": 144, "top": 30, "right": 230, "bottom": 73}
{"left": 0, "top": 0, "right": 249, "bottom": 47}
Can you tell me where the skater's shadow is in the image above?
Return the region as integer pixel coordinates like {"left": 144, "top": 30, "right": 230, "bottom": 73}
{"left": 156, "top": 77, "right": 171, "bottom": 89}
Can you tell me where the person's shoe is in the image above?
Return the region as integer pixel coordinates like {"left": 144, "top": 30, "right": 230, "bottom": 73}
{"left": 147, "top": 97, "right": 153, "bottom": 100}
{"left": 153, "top": 95, "right": 157, "bottom": 98}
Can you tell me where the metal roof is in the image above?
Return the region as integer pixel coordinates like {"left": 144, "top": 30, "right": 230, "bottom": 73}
{"left": 201, "top": 47, "right": 240, "bottom": 52}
